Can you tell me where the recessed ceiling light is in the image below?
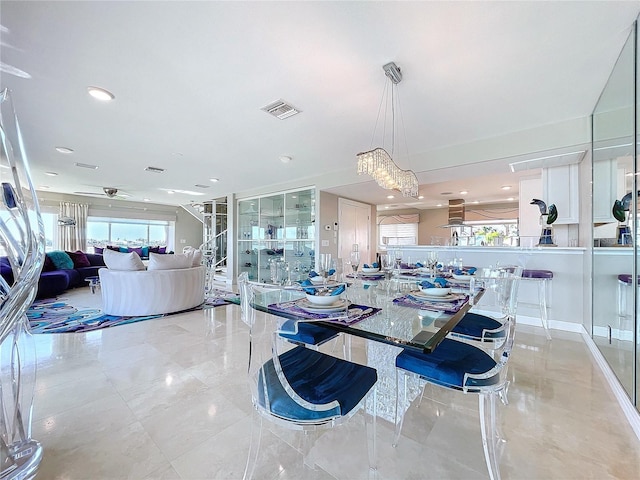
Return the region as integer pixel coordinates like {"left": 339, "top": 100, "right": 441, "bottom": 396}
{"left": 291, "top": 195, "right": 297, "bottom": 199}
{"left": 384, "top": 206, "right": 389, "bottom": 209}
{"left": 507, "top": 197, "right": 514, "bottom": 201}
{"left": 501, "top": 185, "right": 512, "bottom": 190}
{"left": 472, "top": 200, "right": 479, "bottom": 204}
{"left": 44, "top": 171, "right": 58, "bottom": 176}
{"left": 436, "top": 203, "right": 443, "bottom": 207}
{"left": 418, "top": 195, "right": 424, "bottom": 200}
{"left": 459, "top": 190, "right": 468, "bottom": 195}
{"left": 386, "top": 195, "right": 395, "bottom": 199}
{"left": 194, "top": 184, "right": 210, "bottom": 189}
{"left": 39, "top": 185, "right": 50, "bottom": 189}
{"left": 167, "top": 190, "right": 175, "bottom": 194}
{"left": 55, "top": 146, "right": 74, "bottom": 154}
{"left": 209, "top": 178, "right": 219, "bottom": 182}
{"left": 143, "top": 198, "right": 150, "bottom": 202}
{"left": 75, "top": 162, "right": 98, "bottom": 169}
{"left": 280, "top": 156, "right": 292, "bottom": 163}
{"left": 87, "top": 86, "right": 115, "bottom": 101}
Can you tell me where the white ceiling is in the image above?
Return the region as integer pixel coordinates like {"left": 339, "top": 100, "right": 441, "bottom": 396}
{"left": 1, "top": 1, "right": 638, "bottom": 208}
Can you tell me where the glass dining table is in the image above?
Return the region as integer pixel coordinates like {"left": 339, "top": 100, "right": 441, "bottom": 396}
{"left": 245, "top": 275, "right": 485, "bottom": 354}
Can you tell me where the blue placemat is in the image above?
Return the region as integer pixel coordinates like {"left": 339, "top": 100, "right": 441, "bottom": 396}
{"left": 393, "top": 293, "right": 469, "bottom": 314}
{"left": 267, "top": 300, "right": 381, "bottom": 326}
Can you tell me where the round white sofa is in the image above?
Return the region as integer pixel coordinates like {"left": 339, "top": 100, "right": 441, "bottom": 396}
{"left": 98, "top": 266, "right": 206, "bottom": 316}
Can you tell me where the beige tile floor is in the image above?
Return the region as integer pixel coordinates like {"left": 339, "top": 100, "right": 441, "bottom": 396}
{"left": 26, "top": 287, "right": 640, "bottom": 479}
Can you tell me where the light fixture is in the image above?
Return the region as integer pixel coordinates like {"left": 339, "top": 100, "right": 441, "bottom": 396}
{"left": 143, "top": 198, "right": 150, "bottom": 202}
{"left": 501, "top": 185, "right": 512, "bottom": 190}
{"left": 209, "top": 177, "right": 219, "bottom": 182}
{"left": 55, "top": 146, "right": 73, "bottom": 154}
{"left": 167, "top": 190, "right": 175, "bottom": 194}
{"left": 87, "top": 86, "right": 115, "bottom": 101}
{"left": 387, "top": 195, "right": 395, "bottom": 199}
{"left": 459, "top": 190, "right": 468, "bottom": 195}
{"left": 44, "top": 172, "right": 58, "bottom": 176}
{"left": 356, "top": 62, "right": 419, "bottom": 198}
{"left": 280, "top": 156, "right": 292, "bottom": 164}
{"left": 418, "top": 195, "right": 424, "bottom": 200}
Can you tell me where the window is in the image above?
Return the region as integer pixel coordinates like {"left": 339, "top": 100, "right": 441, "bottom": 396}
{"left": 86, "top": 217, "right": 171, "bottom": 250}
{"left": 379, "top": 223, "right": 418, "bottom": 246}
{"left": 0, "top": 211, "right": 58, "bottom": 255}
{"left": 452, "top": 220, "right": 519, "bottom": 246}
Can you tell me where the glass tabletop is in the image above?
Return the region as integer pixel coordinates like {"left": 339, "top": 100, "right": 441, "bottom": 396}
{"left": 248, "top": 278, "right": 484, "bottom": 354}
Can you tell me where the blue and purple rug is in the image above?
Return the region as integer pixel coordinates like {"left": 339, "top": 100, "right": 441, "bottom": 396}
{"left": 27, "top": 288, "right": 239, "bottom": 334}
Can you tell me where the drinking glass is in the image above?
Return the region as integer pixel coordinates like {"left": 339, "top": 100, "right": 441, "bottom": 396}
{"left": 381, "top": 253, "right": 394, "bottom": 281}
{"left": 318, "top": 253, "right": 332, "bottom": 284}
{"left": 350, "top": 250, "right": 360, "bottom": 278}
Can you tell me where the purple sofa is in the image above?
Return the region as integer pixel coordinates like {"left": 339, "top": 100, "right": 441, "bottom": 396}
{"left": 0, "top": 252, "right": 106, "bottom": 300}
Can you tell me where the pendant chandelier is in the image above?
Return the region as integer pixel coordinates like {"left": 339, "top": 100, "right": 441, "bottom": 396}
{"left": 356, "top": 62, "right": 419, "bottom": 198}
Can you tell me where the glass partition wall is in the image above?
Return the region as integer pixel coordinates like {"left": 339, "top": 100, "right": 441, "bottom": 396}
{"left": 592, "top": 23, "right": 638, "bottom": 407}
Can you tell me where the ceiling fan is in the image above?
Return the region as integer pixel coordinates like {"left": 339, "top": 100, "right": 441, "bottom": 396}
{"left": 73, "top": 186, "right": 132, "bottom": 199}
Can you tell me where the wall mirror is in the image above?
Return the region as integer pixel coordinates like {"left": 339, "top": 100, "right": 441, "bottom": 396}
{"left": 592, "top": 24, "right": 637, "bottom": 407}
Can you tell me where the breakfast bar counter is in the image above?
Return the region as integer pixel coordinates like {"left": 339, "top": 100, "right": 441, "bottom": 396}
{"left": 386, "top": 245, "right": 588, "bottom": 332}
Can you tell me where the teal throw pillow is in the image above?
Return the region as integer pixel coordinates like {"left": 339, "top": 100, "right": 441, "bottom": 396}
{"left": 141, "top": 246, "right": 149, "bottom": 258}
{"left": 47, "top": 250, "right": 74, "bottom": 270}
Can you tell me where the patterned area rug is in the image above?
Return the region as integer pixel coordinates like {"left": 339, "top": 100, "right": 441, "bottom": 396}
{"left": 27, "top": 288, "right": 239, "bottom": 334}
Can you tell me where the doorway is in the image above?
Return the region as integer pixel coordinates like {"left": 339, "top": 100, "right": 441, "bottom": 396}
{"left": 338, "top": 198, "right": 372, "bottom": 267}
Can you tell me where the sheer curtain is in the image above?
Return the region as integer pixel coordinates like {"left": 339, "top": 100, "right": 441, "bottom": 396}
{"left": 58, "top": 202, "right": 88, "bottom": 251}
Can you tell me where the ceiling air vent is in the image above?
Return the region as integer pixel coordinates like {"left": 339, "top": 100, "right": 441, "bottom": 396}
{"left": 261, "top": 99, "right": 301, "bottom": 120}
{"left": 75, "top": 162, "right": 98, "bottom": 169}
{"left": 194, "top": 184, "right": 210, "bottom": 189}
{"left": 145, "top": 166, "right": 165, "bottom": 173}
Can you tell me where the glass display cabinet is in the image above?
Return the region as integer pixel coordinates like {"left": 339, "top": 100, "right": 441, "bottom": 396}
{"left": 237, "top": 188, "right": 315, "bottom": 283}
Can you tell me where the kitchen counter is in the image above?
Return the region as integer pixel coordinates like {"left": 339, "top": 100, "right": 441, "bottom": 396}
{"left": 383, "top": 245, "right": 589, "bottom": 332}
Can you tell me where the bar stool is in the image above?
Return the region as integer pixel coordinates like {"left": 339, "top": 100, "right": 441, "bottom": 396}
{"left": 521, "top": 269, "right": 553, "bottom": 339}
{"left": 617, "top": 274, "right": 639, "bottom": 318}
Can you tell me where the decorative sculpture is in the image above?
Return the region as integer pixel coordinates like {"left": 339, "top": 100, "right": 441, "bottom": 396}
{"left": 0, "top": 88, "right": 45, "bottom": 480}
{"left": 612, "top": 192, "right": 638, "bottom": 246}
{"left": 530, "top": 199, "right": 558, "bottom": 246}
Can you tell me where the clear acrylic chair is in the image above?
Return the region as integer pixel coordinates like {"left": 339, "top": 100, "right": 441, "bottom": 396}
{"left": 449, "top": 265, "right": 523, "bottom": 353}
{"left": 238, "top": 273, "right": 378, "bottom": 479}
{"left": 393, "top": 266, "right": 521, "bottom": 480}
{"left": 239, "top": 272, "right": 347, "bottom": 356}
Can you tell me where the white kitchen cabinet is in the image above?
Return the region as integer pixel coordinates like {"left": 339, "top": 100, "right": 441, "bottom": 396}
{"left": 542, "top": 164, "right": 579, "bottom": 224}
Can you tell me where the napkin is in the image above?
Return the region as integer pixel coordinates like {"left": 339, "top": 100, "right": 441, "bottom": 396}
{"left": 298, "top": 279, "right": 345, "bottom": 296}
{"left": 309, "top": 271, "right": 319, "bottom": 277}
{"left": 454, "top": 267, "right": 477, "bottom": 276}
{"left": 419, "top": 277, "right": 449, "bottom": 289}
{"left": 363, "top": 263, "right": 379, "bottom": 268}
{"left": 415, "top": 262, "right": 424, "bottom": 267}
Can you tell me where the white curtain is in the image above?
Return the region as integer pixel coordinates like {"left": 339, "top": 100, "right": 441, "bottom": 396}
{"left": 58, "top": 202, "right": 88, "bottom": 251}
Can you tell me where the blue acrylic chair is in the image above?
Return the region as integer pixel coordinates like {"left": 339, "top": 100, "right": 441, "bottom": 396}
{"left": 393, "top": 266, "right": 521, "bottom": 480}
{"left": 238, "top": 273, "right": 378, "bottom": 479}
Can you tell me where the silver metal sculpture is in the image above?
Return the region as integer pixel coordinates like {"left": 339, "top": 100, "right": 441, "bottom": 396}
{"left": 0, "top": 88, "right": 45, "bottom": 480}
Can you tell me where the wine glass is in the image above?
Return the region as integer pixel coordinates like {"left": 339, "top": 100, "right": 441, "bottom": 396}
{"left": 427, "top": 251, "right": 438, "bottom": 277}
{"left": 318, "top": 253, "right": 332, "bottom": 285}
{"left": 350, "top": 250, "right": 360, "bottom": 278}
{"left": 381, "top": 253, "right": 394, "bottom": 281}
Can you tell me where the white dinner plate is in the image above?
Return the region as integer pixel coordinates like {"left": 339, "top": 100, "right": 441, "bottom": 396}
{"left": 298, "top": 299, "right": 350, "bottom": 313}
{"left": 410, "top": 292, "right": 461, "bottom": 302}
{"left": 359, "top": 272, "right": 384, "bottom": 278}
{"left": 451, "top": 274, "right": 474, "bottom": 282}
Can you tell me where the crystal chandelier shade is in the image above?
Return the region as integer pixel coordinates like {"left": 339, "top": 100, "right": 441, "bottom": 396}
{"left": 357, "top": 62, "right": 419, "bottom": 198}
{"left": 356, "top": 147, "right": 419, "bottom": 197}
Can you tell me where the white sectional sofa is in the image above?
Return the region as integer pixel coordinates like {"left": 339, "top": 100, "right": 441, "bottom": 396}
{"left": 99, "top": 266, "right": 206, "bottom": 316}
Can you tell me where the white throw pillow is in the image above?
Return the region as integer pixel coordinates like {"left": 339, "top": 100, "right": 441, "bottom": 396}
{"left": 147, "top": 252, "right": 192, "bottom": 270}
{"left": 190, "top": 249, "right": 202, "bottom": 266}
{"left": 103, "top": 248, "right": 145, "bottom": 271}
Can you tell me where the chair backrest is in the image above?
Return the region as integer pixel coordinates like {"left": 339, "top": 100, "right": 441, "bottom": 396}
{"left": 464, "top": 266, "right": 522, "bottom": 392}
{"left": 237, "top": 276, "right": 345, "bottom": 422}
